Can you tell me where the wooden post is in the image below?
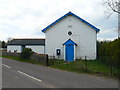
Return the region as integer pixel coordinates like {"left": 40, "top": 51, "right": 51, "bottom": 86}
{"left": 53, "top": 54, "right": 55, "bottom": 60}
{"left": 85, "top": 55, "right": 87, "bottom": 70}
{"left": 110, "top": 57, "right": 112, "bottom": 75}
{"left": 46, "top": 54, "right": 49, "bottom": 66}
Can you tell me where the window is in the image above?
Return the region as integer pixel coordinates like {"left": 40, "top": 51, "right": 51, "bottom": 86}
{"left": 68, "top": 31, "right": 72, "bottom": 35}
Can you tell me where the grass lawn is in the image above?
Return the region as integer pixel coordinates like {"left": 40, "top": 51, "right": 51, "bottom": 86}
{"left": 49, "top": 59, "right": 118, "bottom": 78}
{"left": 1, "top": 55, "right": 118, "bottom": 79}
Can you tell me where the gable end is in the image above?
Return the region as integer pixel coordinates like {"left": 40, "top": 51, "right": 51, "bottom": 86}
{"left": 42, "top": 11, "right": 100, "bottom": 33}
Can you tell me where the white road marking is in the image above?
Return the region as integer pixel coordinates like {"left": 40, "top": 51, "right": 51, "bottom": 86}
{"left": 18, "top": 71, "right": 42, "bottom": 82}
{"left": 2, "top": 64, "right": 11, "bottom": 68}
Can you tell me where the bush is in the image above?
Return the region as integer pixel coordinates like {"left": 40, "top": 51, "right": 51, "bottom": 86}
{"left": 97, "top": 38, "right": 120, "bottom": 67}
{"left": 21, "top": 48, "right": 34, "bottom": 59}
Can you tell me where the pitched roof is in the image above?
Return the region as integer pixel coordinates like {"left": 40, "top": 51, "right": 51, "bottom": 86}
{"left": 63, "top": 39, "right": 77, "bottom": 45}
{"left": 42, "top": 11, "right": 100, "bottom": 33}
{"left": 7, "top": 39, "right": 45, "bottom": 45}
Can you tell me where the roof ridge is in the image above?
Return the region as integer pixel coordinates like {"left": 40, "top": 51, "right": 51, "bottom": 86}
{"left": 42, "top": 11, "right": 100, "bottom": 32}
{"left": 7, "top": 39, "right": 45, "bottom": 45}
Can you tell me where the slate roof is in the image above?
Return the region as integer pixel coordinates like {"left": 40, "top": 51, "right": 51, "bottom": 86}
{"left": 42, "top": 11, "right": 100, "bottom": 33}
{"left": 7, "top": 39, "right": 45, "bottom": 45}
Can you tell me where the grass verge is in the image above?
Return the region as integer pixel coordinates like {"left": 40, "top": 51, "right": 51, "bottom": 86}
{"left": 1, "top": 55, "right": 119, "bottom": 79}
{"left": 49, "top": 59, "right": 118, "bottom": 79}
{"left": 2, "top": 55, "right": 43, "bottom": 66}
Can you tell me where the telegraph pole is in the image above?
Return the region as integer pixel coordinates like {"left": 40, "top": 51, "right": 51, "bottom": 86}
{"left": 118, "top": 1, "right": 120, "bottom": 38}
{"left": 118, "top": 1, "right": 120, "bottom": 90}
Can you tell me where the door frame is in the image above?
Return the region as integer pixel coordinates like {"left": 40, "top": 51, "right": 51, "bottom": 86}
{"left": 64, "top": 45, "right": 76, "bottom": 61}
{"left": 63, "top": 39, "right": 77, "bottom": 61}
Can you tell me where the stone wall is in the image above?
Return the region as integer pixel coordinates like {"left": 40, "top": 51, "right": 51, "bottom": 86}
{"left": 2, "top": 52, "right": 48, "bottom": 66}
{"left": 30, "top": 53, "right": 48, "bottom": 66}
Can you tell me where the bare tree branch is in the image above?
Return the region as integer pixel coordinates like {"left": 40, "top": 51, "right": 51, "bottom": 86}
{"left": 104, "top": 0, "right": 120, "bottom": 37}
{"left": 104, "top": 0, "right": 120, "bottom": 14}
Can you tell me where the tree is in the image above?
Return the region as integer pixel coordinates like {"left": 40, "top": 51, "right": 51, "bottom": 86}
{"left": 104, "top": 0, "right": 120, "bottom": 37}
{"left": 0, "top": 41, "right": 1, "bottom": 48}
{"left": 104, "top": 0, "right": 120, "bottom": 14}
{"left": 2, "top": 41, "right": 7, "bottom": 48}
{"left": 21, "top": 48, "right": 34, "bottom": 59}
{"left": 7, "top": 37, "right": 13, "bottom": 43}
{"left": 97, "top": 39, "right": 120, "bottom": 66}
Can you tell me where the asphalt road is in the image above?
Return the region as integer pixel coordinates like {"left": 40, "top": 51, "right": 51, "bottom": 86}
{"left": 2, "top": 57, "right": 118, "bottom": 88}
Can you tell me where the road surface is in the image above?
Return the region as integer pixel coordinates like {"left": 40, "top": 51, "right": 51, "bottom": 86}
{"left": 2, "top": 57, "right": 118, "bottom": 88}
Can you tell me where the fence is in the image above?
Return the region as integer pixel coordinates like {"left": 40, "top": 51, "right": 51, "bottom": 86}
{"left": 98, "top": 56, "right": 119, "bottom": 76}
{"left": 2, "top": 51, "right": 119, "bottom": 77}
{"left": 2, "top": 52, "right": 48, "bottom": 66}
{"left": 48, "top": 55, "right": 119, "bottom": 77}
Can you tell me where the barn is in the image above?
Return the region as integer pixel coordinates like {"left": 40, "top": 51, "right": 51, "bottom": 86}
{"left": 42, "top": 11, "right": 100, "bottom": 61}
{"left": 7, "top": 39, "right": 45, "bottom": 54}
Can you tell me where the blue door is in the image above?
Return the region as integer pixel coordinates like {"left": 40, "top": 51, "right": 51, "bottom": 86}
{"left": 66, "top": 44, "right": 74, "bottom": 61}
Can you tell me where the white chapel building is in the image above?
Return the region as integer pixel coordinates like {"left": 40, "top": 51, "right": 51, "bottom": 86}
{"left": 7, "top": 11, "right": 100, "bottom": 61}
{"left": 42, "top": 11, "right": 100, "bottom": 61}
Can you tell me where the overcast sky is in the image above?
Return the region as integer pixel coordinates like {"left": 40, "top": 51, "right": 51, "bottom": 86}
{"left": 0, "top": 0, "right": 118, "bottom": 42}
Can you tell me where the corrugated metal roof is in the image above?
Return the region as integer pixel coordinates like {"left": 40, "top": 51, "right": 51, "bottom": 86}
{"left": 7, "top": 39, "right": 45, "bottom": 45}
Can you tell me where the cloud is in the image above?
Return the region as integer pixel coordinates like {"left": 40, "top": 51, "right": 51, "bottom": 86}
{"left": 97, "top": 28, "right": 118, "bottom": 41}
{"left": 0, "top": 0, "right": 118, "bottom": 41}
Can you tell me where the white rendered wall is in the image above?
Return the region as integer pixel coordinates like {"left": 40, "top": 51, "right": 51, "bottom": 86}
{"left": 25, "top": 45, "right": 45, "bottom": 54}
{"left": 7, "top": 45, "right": 22, "bottom": 53}
{"left": 45, "top": 15, "right": 97, "bottom": 60}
